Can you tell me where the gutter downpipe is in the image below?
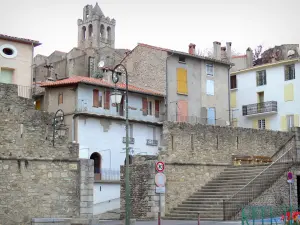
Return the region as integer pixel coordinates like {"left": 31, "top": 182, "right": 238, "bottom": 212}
{"left": 166, "top": 51, "right": 175, "bottom": 121}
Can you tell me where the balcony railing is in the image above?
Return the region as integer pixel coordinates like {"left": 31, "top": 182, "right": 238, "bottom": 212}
{"left": 94, "top": 168, "right": 120, "bottom": 181}
{"left": 242, "top": 101, "right": 277, "bottom": 116}
{"left": 146, "top": 139, "right": 158, "bottom": 146}
{"left": 123, "top": 137, "right": 135, "bottom": 144}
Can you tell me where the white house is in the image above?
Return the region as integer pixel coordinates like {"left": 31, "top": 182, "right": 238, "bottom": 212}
{"left": 41, "top": 76, "right": 165, "bottom": 214}
{"left": 230, "top": 58, "right": 300, "bottom": 131}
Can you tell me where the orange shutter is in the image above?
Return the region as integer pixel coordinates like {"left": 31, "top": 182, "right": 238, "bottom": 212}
{"left": 93, "top": 89, "right": 99, "bottom": 107}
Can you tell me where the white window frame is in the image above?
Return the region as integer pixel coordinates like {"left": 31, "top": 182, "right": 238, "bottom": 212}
{"left": 206, "top": 64, "right": 214, "bottom": 76}
{"left": 258, "top": 119, "right": 266, "bottom": 130}
{"left": 206, "top": 80, "right": 215, "bottom": 96}
{"left": 0, "top": 44, "right": 18, "bottom": 59}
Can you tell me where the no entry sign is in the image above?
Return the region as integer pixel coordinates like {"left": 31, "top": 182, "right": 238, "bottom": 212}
{"left": 156, "top": 161, "right": 165, "bottom": 172}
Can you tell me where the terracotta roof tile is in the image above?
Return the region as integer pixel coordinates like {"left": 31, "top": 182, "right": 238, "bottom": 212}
{"left": 0, "top": 34, "right": 41, "bottom": 47}
{"left": 40, "top": 76, "right": 164, "bottom": 97}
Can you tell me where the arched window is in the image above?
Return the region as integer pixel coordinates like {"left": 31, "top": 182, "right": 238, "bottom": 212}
{"left": 88, "top": 24, "right": 93, "bottom": 37}
{"left": 107, "top": 26, "right": 111, "bottom": 41}
{"left": 90, "top": 152, "right": 101, "bottom": 174}
{"left": 124, "top": 155, "right": 133, "bottom": 165}
{"left": 100, "top": 24, "right": 105, "bottom": 38}
{"left": 82, "top": 26, "right": 86, "bottom": 40}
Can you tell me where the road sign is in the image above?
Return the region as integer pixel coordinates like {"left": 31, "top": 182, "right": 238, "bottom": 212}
{"left": 156, "top": 161, "right": 165, "bottom": 172}
{"left": 287, "top": 171, "right": 294, "bottom": 183}
{"left": 155, "top": 186, "right": 165, "bottom": 194}
{"left": 155, "top": 173, "right": 166, "bottom": 187}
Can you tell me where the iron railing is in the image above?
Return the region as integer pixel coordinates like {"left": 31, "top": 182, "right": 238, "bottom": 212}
{"left": 123, "top": 137, "right": 135, "bottom": 144}
{"left": 223, "top": 136, "right": 296, "bottom": 220}
{"left": 146, "top": 139, "right": 158, "bottom": 146}
{"left": 242, "top": 101, "right": 277, "bottom": 116}
{"left": 94, "top": 168, "right": 120, "bottom": 181}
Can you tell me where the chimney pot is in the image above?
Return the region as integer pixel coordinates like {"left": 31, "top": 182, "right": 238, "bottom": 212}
{"left": 188, "top": 43, "right": 196, "bottom": 55}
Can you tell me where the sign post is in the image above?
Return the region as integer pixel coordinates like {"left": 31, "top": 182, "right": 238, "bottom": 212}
{"left": 287, "top": 171, "right": 293, "bottom": 225}
{"left": 155, "top": 161, "right": 165, "bottom": 225}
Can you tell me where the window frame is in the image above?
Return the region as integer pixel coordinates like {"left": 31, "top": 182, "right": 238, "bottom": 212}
{"left": 285, "top": 64, "right": 295, "bottom": 81}
{"left": 206, "top": 64, "right": 214, "bottom": 76}
{"left": 258, "top": 119, "right": 266, "bottom": 130}
{"left": 178, "top": 56, "right": 186, "bottom": 64}
{"left": 230, "top": 75, "right": 237, "bottom": 89}
{"left": 256, "top": 70, "right": 267, "bottom": 86}
{"left": 206, "top": 79, "right": 215, "bottom": 96}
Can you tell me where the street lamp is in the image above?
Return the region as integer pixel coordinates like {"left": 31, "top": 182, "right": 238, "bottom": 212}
{"left": 52, "top": 109, "right": 64, "bottom": 147}
{"left": 99, "top": 61, "right": 131, "bottom": 225}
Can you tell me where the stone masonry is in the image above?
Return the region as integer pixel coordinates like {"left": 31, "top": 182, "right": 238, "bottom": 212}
{"left": 0, "top": 83, "right": 94, "bottom": 225}
{"left": 120, "top": 121, "right": 294, "bottom": 219}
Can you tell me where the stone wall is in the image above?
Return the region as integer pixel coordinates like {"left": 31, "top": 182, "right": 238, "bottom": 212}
{"left": 123, "top": 45, "right": 167, "bottom": 94}
{"left": 120, "top": 158, "right": 164, "bottom": 220}
{"left": 0, "top": 83, "right": 93, "bottom": 224}
{"left": 161, "top": 122, "right": 293, "bottom": 164}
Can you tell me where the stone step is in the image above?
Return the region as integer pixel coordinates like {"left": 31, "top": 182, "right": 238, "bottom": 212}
{"left": 164, "top": 213, "right": 223, "bottom": 220}
{"left": 173, "top": 207, "right": 224, "bottom": 212}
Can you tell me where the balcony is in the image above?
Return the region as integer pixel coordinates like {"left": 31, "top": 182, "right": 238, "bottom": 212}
{"left": 146, "top": 139, "right": 158, "bottom": 146}
{"left": 242, "top": 101, "right": 277, "bottom": 116}
{"left": 123, "top": 137, "right": 135, "bottom": 144}
{"left": 94, "top": 168, "right": 120, "bottom": 181}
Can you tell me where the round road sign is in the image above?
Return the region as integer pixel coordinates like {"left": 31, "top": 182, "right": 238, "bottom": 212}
{"left": 155, "top": 173, "right": 166, "bottom": 187}
{"left": 156, "top": 161, "right": 165, "bottom": 172}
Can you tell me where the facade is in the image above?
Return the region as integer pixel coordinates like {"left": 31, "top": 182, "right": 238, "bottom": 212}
{"left": 230, "top": 58, "right": 300, "bottom": 131}
{"left": 40, "top": 76, "right": 165, "bottom": 214}
{"left": 0, "top": 34, "right": 41, "bottom": 98}
{"left": 122, "top": 42, "right": 233, "bottom": 126}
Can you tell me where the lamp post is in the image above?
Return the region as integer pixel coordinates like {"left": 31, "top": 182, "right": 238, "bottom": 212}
{"left": 99, "top": 61, "right": 130, "bottom": 225}
{"left": 52, "top": 109, "right": 64, "bottom": 147}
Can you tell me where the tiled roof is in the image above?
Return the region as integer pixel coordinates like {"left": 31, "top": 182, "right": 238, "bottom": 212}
{"left": 40, "top": 76, "right": 165, "bottom": 97}
{"left": 137, "top": 43, "right": 233, "bottom": 66}
{"left": 232, "top": 55, "right": 247, "bottom": 59}
{"left": 0, "top": 34, "right": 41, "bottom": 47}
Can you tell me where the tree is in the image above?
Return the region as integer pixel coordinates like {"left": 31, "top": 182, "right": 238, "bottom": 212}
{"left": 253, "top": 45, "right": 263, "bottom": 61}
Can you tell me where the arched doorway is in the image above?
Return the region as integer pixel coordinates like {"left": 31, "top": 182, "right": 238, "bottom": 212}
{"left": 90, "top": 152, "right": 102, "bottom": 179}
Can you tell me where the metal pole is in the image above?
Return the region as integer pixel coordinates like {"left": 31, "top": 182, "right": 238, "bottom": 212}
{"left": 158, "top": 193, "right": 161, "bottom": 225}
{"left": 124, "top": 66, "right": 130, "bottom": 225}
{"left": 289, "top": 182, "right": 292, "bottom": 225}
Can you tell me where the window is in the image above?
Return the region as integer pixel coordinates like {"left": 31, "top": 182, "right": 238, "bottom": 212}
{"left": 58, "top": 93, "right": 63, "bottom": 105}
{"left": 230, "top": 75, "right": 237, "bottom": 89}
{"left": 177, "top": 68, "right": 188, "bottom": 94}
{"left": 287, "top": 115, "right": 294, "bottom": 131}
{"left": 90, "top": 152, "right": 101, "bottom": 179}
{"left": 206, "top": 64, "right": 214, "bottom": 76}
{"left": 0, "top": 68, "right": 13, "bottom": 84}
{"left": 285, "top": 64, "right": 295, "bottom": 81}
{"left": 93, "top": 89, "right": 99, "bottom": 107}
{"left": 258, "top": 119, "right": 266, "bottom": 130}
{"left": 98, "top": 91, "right": 103, "bottom": 107}
{"left": 178, "top": 56, "right": 186, "bottom": 63}
{"left": 88, "top": 57, "right": 95, "bottom": 77}
{"left": 207, "top": 107, "right": 216, "bottom": 125}
{"left": 154, "top": 100, "right": 160, "bottom": 118}
{"left": 148, "top": 100, "right": 153, "bottom": 115}
{"left": 206, "top": 80, "right": 214, "bottom": 96}
{"left": 0, "top": 44, "right": 18, "bottom": 59}
{"left": 256, "top": 70, "right": 267, "bottom": 86}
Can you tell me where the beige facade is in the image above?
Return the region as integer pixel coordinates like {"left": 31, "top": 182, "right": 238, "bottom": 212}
{"left": 0, "top": 34, "right": 41, "bottom": 98}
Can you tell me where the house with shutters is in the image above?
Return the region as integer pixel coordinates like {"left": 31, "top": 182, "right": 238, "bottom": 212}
{"left": 40, "top": 76, "right": 165, "bottom": 214}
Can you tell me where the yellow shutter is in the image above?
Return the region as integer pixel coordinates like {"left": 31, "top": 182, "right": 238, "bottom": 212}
{"left": 294, "top": 114, "right": 299, "bottom": 127}
{"left": 177, "top": 68, "right": 188, "bottom": 94}
{"left": 281, "top": 116, "right": 287, "bottom": 131}
{"left": 252, "top": 119, "right": 258, "bottom": 129}
{"left": 284, "top": 83, "right": 294, "bottom": 101}
{"left": 265, "top": 118, "right": 270, "bottom": 130}
{"left": 230, "top": 91, "right": 237, "bottom": 108}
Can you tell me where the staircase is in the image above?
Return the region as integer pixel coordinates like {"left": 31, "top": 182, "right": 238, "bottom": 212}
{"left": 164, "top": 163, "right": 292, "bottom": 221}
{"left": 165, "top": 134, "right": 297, "bottom": 221}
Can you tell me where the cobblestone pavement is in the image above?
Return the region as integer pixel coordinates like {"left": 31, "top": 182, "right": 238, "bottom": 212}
{"left": 99, "top": 220, "right": 241, "bottom": 225}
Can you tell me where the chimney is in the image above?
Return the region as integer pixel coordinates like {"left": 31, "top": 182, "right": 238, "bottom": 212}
{"left": 213, "top": 41, "right": 221, "bottom": 60}
{"left": 246, "top": 47, "right": 253, "bottom": 68}
{"left": 189, "top": 43, "right": 196, "bottom": 55}
{"left": 221, "top": 47, "right": 227, "bottom": 61}
{"left": 226, "top": 42, "right": 232, "bottom": 62}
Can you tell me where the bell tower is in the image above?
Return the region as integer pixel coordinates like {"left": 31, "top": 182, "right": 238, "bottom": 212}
{"left": 77, "top": 3, "right": 116, "bottom": 49}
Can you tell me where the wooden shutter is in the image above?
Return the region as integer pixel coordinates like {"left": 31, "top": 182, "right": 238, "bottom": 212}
{"left": 93, "top": 89, "right": 99, "bottom": 107}
{"left": 58, "top": 93, "right": 63, "bottom": 105}
{"left": 104, "top": 90, "right": 110, "bottom": 109}
{"left": 177, "top": 68, "right": 188, "bottom": 94}
{"left": 155, "top": 100, "right": 160, "bottom": 118}
{"left": 142, "top": 98, "right": 148, "bottom": 116}
{"left": 294, "top": 114, "right": 299, "bottom": 127}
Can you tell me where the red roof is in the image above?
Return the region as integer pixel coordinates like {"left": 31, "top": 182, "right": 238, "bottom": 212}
{"left": 0, "top": 34, "right": 41, "bottom": 47}
{"left": 40, "top": 76, "right": 164, "bottom": 97}
{"left": 232, "top": 55, "right": 247, "bottom": 59}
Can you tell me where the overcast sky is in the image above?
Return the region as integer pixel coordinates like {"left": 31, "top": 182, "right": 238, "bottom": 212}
{"left": 1, "top": 0, "right": 299, "bottom": 56}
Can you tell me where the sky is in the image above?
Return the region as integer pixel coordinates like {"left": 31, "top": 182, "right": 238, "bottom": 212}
{"left": 1, "top": 0, "right": 300, "bottom": 56}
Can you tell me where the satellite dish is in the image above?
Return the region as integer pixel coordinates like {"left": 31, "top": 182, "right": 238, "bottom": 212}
{"left": 98, "top": 61, "right": 105, "bottom": 68}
